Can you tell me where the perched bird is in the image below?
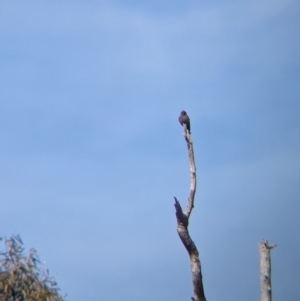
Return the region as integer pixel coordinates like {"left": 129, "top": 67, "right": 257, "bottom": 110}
{"left": 178, "top": 110, "right": 191, "bottom": 133}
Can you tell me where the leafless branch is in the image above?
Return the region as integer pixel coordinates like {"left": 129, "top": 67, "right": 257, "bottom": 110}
{"left": 174, "top": 123, "right": 206, "bottom": 301}
{"left": 259, "top": 240, "right": 277, "bottom": 301}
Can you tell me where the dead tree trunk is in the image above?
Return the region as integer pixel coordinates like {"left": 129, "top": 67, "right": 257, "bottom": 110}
{"left": 174, "top": 123, "right": 206, "bottom": 301}
{"left": 259, "top": 240, "right": 277, "bottom": 301}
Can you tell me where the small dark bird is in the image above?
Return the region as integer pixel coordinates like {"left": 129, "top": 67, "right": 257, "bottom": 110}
{"left": 178, "top": 110, "right": 191, "bottom": 133}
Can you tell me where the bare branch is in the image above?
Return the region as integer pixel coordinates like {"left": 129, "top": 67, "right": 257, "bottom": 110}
{"left": 182, "top": 124, "right": 197, "bottom": 219}
{"left": 174, "top": 122, "right": 206, "bottom": 301}
{"left": 259, "top": 240, "right": 277, "bottom": 301}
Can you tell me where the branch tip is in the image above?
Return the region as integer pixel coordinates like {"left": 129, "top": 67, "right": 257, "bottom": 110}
{"left": 259, "top": 239, "right": 277, "bottom": 250}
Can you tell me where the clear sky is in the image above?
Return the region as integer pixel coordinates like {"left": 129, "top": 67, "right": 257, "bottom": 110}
{"left": 0, "top": 1, "right": 299, "bottom": 300}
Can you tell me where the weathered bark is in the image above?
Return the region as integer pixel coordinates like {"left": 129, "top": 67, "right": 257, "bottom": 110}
{"left": 174, "top": 123, "right": 206, "bottom": 301}
{"left": 259, "top": 240, "right": 277, "bottom": 301}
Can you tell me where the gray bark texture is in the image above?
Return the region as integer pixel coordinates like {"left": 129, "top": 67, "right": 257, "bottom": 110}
{"left": 259, "top": 240, "right": 277, "bottom": 301}
{"left": 174, "top": 123, "right": 206, "bottom": 301}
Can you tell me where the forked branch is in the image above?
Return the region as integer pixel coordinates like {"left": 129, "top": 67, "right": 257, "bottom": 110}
{"left": 174, "top": 123, "right": 206, "bottom": 301}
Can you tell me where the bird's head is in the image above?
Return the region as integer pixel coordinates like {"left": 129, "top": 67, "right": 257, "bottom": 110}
{"left": 181, "top": 110, "right": 187, "bottom": 115}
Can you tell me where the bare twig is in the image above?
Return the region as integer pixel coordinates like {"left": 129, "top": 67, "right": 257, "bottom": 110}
{"left": 259, "top": 240, "right": 277, "bottom": 301}
{"left": 174, "top": 123, "right": 206, "bottom": 301}
{"left": 183, "top": 126, "right": 197, "bottom": 219}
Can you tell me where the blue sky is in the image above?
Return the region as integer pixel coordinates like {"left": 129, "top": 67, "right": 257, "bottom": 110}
{"left": 0, "top": 0, "right": 299, "bottom": 300}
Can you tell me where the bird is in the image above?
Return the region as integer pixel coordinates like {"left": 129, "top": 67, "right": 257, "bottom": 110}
{"left": 178, "top": 110, "right": 191, "bottom": 133}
